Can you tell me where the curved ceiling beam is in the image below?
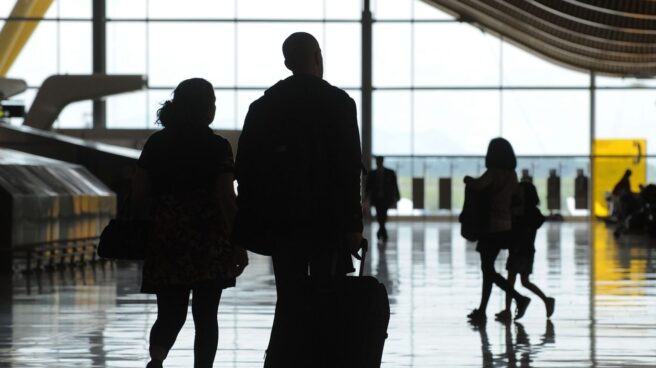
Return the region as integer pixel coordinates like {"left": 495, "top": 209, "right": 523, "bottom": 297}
{"left": 573, "top": 0, "right": 656, "bottom": 17}
{"left": 423, "top": 0, "right": 656, "bottom": 77}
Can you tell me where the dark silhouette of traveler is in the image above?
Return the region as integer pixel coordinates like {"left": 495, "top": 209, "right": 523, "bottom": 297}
{"left": 465, "top": 138, "right": 530, "bottom": 323}
{"left": 131, "top": 78, "right": 249, "bottom": 368}
{"left": 611, "top": 169, "right": 632, "bottom": 218}
{"left": 365, "top": 156, "right": 400, "bottom": 242}
{"left": 613, "top": 169, "right": 632, "bottom": 198}
{"left": 610, "top": 169, "right": 642, "bottom": 236}
{"left": 233, "top": 32, "right": 364, "bottom": 367}
{"left": 611, "top": 169, "right": 639, "bottom": 221}
{"left": 496, "top": 182, "right": 555, "bottom": 322}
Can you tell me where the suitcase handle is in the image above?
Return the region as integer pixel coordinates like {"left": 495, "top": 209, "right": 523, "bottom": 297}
{"left": 358, "top": 238, "right": 369, "bottom": 277}
{"left": 328, "top": 238, "right": 369, "bottom": 277}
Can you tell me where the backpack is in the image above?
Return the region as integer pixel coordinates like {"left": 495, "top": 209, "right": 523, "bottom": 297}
{"left": 459, "top": 185, "right": 489, "bottom": 242}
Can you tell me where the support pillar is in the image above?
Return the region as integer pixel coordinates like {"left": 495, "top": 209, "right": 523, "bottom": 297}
{"left": 361, "top": 0, "right": 373, "bottom": 173}
{"left": 92, "top": 0, "right": 107, "bottom": 129}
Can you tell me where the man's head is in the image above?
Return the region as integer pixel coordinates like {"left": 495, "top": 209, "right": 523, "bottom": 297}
{"left": 282, "top": 32, "right": 323, "bottom": 78}
{"left": 375, "top": 156, "right": 384, "bottom": 168}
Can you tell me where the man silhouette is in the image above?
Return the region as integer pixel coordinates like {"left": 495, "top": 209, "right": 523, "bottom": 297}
{"left": 365, "top": 156, "right": 400, "bottom": 242}
{"left": 234, "top": 32, "right": 364, "bottom": 367}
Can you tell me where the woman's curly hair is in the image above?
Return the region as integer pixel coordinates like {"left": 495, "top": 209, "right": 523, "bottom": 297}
{"left": 157, "top": 78, "right": 215, "bottom": 129}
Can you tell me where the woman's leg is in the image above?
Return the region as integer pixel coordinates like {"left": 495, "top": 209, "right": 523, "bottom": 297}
{"left": 149, "top": 290, "right": 191, "bottom": 365}
{"left": 477, "top": 247, "right": 500, "bottom": 313}
{"left": 520, "top": 274, "right": 548, "bottom": 303}
{"left": 191, "top": 284, "right": 223, "bottom": 368}
{"left": 505, "top": 272, "right": 517, "bottom": 312}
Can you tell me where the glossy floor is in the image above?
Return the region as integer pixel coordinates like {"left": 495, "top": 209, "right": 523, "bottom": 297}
{"left": 1, "top": 222, "right": 655, "bottom": 367}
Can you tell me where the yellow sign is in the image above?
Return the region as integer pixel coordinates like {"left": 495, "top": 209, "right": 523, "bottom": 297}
{"left": 593, "top": 139, "right": 646, "bottom": 217}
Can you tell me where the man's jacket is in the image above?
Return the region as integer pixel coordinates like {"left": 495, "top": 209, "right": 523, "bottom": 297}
{"left": 233, "top": 74, "right": 363, "bottom": 251}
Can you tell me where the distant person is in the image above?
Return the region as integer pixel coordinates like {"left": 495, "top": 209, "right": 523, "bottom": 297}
{"left": 496, "top": 181, "right": 555, "bottom": 322}
{"left": 233, "top": 32, "right": 364, "bottom": 367}
{"left": 611, "top": 169, "right": 638, "bottom": 222}
{"left": 365, "top": 156, "right": 400, "bottom": 242}
{"left": 612, "top": 169, "right": 632, "bottom": 198}
{"left": 131, "top": 78, "right": 248, "bottom": 368}
{"left": 464, "top": 138, "right": 530, "bottom": 323}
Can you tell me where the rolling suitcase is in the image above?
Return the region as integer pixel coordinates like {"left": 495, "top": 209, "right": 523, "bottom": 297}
{"left": 340, "top": 240, "right": 390, "bottom": 368}
{"left": 309, "top": 239, "right": 390, "bottom": 368}
{"left": 265, "top": 240, "right": 390, "bottom": 368}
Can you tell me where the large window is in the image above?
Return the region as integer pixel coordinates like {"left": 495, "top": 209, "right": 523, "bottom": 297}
{"left": 102, "top": 1, "right": 361, "bottom": 129}
{"left": 2, "top": 1, "right": 93, "bottom": 128}
{"left": 371, "top": 1, "right": 595, "bottom": 156}
{"left": 596, "top": 90, "right": 656, "bottom": 155}
{"left": 2, "top": 0, "right": 655, "bottom": 159}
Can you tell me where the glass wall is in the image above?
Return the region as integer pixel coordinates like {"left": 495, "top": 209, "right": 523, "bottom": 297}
{"left": 365, "top": 0, "right": 654, "bottom": 215}
{"left": 104, "top": 0, "right": 361, "bottom": 129}
{"left": 2, "top": 0, "right": 655, "bottom": 174}
{"left": 371, "top": 2, "right": 592, "bottom": 157}
{"left": 1, "top": 1, "right": 93, "bottom": 128}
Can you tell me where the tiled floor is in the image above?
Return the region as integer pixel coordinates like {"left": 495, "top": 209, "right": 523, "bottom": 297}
{"left": 1, "top": 221, "right": 655, "bottom": 367}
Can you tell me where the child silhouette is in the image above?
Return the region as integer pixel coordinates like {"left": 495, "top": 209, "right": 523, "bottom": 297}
{"left": 496, "top": 181, "right": 555, "bottom": 321}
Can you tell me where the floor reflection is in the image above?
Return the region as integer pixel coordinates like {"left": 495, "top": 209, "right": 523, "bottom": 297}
{"left": 470, "top": 319, "right": 556, "bottom": 368}
{"left": 0, "top": 221, "right": 655, "bottom": 367}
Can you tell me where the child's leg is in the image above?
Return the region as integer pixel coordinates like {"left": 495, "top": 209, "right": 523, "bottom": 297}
{"left": 520, "top": 274, "right": 548, "bottom": 303}
{"left": 505, "top": 272, "right": 517, "bottom": 312}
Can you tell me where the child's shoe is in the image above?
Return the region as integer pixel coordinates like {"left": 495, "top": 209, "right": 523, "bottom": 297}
{"left": 515, "top": 296, "right": 531, "bottom": 320}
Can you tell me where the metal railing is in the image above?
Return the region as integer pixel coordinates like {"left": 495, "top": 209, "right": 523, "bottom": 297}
{"left": 2, "top": 237, "right": 103, "bottom": 274}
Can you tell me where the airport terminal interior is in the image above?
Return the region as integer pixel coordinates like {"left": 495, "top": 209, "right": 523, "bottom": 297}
{"left": 0, "top": 0, "right": 655, "bottom": 367}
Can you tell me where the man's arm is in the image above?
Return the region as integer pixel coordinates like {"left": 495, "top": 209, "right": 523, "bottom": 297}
{"left": 341, "top": 97, "right": 364, "bottom": 254}
{"left": 234, "top": 104, "right": 257, "bottom": 184}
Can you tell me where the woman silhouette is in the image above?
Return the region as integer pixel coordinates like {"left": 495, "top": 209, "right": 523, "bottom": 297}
{"left": 465, "top": 138, "right": 530, "bottom": 323}
{"left": 131, "top": 78, "right": 248, "bottom": 368}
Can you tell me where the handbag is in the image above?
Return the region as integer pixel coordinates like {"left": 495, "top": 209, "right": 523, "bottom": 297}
{"left": 97, "top": 218, "right": 150, "bottom": 260}
{"left": 97, "top": 189, "right": 150, "bottom": 260}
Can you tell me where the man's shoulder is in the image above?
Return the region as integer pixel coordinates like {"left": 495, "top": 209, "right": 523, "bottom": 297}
{"left": 383, "top": 168, "right": 397, "bottom": 179}
{"left": 277, "top": 76, "right": 354, "bottom": 102}
{"left": 321, "top": 80, "right": 354, "bottom": 104}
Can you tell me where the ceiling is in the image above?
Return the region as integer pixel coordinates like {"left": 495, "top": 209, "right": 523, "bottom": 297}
{"left": 423, "top": 0, "right": 656, "bottom": 78}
